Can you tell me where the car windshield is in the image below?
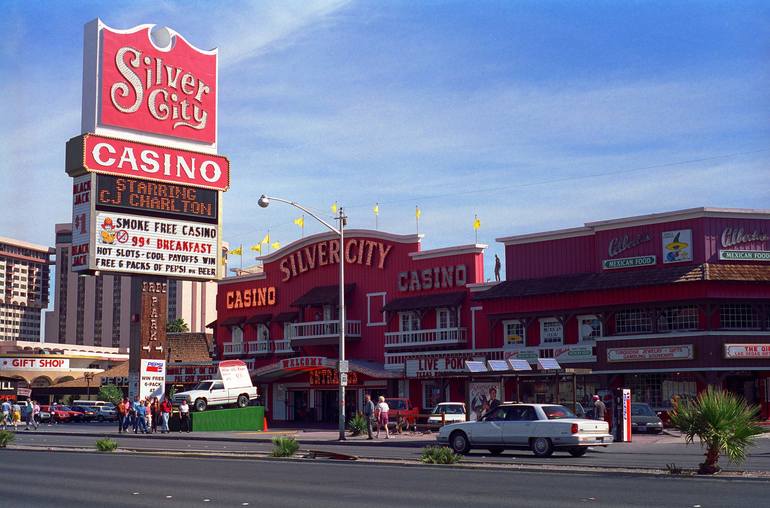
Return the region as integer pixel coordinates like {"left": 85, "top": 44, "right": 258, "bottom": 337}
{"left": 433, "top": 404, "right": 464, "bottom": 415}
{"left": 632, "top": 404, "right": 656, "bottom": 416}
{"left": 542, "top": 405, "right": 576, "bottom": 419}
{"left": 194, "top": 382, "right": 213, "bottom": 391}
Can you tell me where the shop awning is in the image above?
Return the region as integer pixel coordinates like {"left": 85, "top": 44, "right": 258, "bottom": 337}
{"left": 244, "top": 314, "right": 272, "bottom": 325}
{"left": 219, "top": 316, "right": 246, "bottom": 327}
{"left": 291, "top": 283, "right": 355, "bottom": 307}
{"left": 273, "top": 312, "right": 299, "bottom": 323}
{"left": 382, "top": 291, "right": 466, "bottom": 312}
{"left": 205, "top": 320, "right": 217, "bottom": 329}
{"left": 252, "top": 357, "right": 400, "bottom": 382}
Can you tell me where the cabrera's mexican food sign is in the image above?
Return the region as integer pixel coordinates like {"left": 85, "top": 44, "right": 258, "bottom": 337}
{"left": 66, "top": 19, "right": 226, "bottom": 281}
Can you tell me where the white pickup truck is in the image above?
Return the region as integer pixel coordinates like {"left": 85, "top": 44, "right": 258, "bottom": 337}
{"left": 172, "top": 379, "right": 258, "bottom": 411}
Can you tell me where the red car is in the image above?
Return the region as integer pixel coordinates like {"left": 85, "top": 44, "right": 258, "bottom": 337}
{"left": 384, "top": 398, "right": 419, "bottom": 428}
{"left": 40, "top": 405, "right": 75, "bottom": 423}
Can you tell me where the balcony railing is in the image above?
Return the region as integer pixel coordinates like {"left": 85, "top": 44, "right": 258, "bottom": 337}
{"left": 223, "top": 342, "right": 244, "bottom": 356}
{"left": 384, "top": 327, "right": 467, "bottom": 349}
{"left": 288, "top": 320, "right": 362, "bottom": 345}
{"left": 246, "top": 341, "right": 271, "bottom": 355}
{"left": 273, "top": 339, "right": 294, "bottom": 354}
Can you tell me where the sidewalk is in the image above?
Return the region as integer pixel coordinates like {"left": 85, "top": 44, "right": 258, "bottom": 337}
{"left": 14, "top": 423, "right": 435, "bottom": 446}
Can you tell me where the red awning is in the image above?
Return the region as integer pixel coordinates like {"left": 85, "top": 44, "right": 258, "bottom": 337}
{"left": 273, "top": 312, "right": 299, "bottom": 323}
{"left": 244, "top": 314, "right": 272, "bottom": 325}
{"left": 219, "top": 316, "right": 246, "bottom": 326}
{"left": 291, "top": 284, "right": 355, "bottom": 307}
{"left": 382, "top": 291, "right": 466, "bottom": 312}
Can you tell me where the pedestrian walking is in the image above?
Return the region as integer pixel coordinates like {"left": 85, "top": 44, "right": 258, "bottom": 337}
{"left": 117, "top": 398, "right": 128, "bottom": 433}
{"left": 150, "top": 397, "right": 159, "bottom": 434}
{"left": 160, "top": 396, "right": 172, "bottom": 434}
{"left": 31, "top": 401, "right": 40, "bottom": 430}
{"left": 375, "top": 396, "right": 390, "bottom": 439}
{"left": 24, "top": 400, "right": 37, "bottom": 430}
{"left": 362, "top": 394, "right": 375, "bottom": 440}
{"left": 593, "top": 395, "right": 606, "bottom": 421}
{"left": 130, "top": 396, "right": 141, "bottom": 433}
{"left": 1, "top": 399, "right": 11, "bottom": 430}
{"left": 11, "top": 401, "right": 21, "bottom": 430}
{"left": 50, "top": 401, "right": 58, "bottom": 425}
{"left": 135, "top": 400, "right": 148, "bottom": 434}
{"left": 179, "top": 399, "right": 191, "bottom": 433}
{"left": 144, "top": 400, "right": 152, "bottom": 432}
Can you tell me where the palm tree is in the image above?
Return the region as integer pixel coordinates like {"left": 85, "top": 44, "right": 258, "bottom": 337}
{"left": 166, "top": 318, "right": 189, "bottom": 333}
{"left": 669, "top": 387, "right": 764, "bottom": 474}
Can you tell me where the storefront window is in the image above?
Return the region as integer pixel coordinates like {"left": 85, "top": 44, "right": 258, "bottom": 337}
{"left": 615, "top": 309, "right": 652, "bottom": 334}
{"left": 720, "top": 303, "right": 760, "bottom": 329}
{"left": 657, "top": 305, "right": 699, "bottom": 332}
{"left": 502, "top": 320, "right": 525, "bottom": 349}
{"left": 578, "top": 315, "right": 602, "bottom": 342}
{"left": 540, "top": 318, "right": 563, "bottom": 345}
{"left": 422, "top": 381, "right": 448, "bottom": 410}
{"left": 436, "top": 308, "right": 458, "bottom": 329}
{"left": 399, "top": 312, "right": 421, "bottom": 332}
{"left": 627, "top": 373, "right": 697, "bottom": 410}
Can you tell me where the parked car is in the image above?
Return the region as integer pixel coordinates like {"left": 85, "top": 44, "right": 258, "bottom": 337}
{"left": 631, "top": 403, "right": 664, "bottom": 433}
{"left": 58, "top": 406, "right": 86, "bottom": 422}
{"left": 39, "top": 405, "right": 73, "bottom": 423}
{"left": 37, "top": 406, "right": 51, "bottom": 423}
{"left": 437, "top": 403, "right": 613, "bottom": 457}
{"left": 172, "top": 379, "right": 258, "bottom": 411}
{"left": 94, "top": 405, "right": 118, "bottom": 422}
{"left": 428, "top": 402, "right": 467, "bottom": 426}
{"left": 384, "top": 398, "right": 419, "bottom": 427}
{"left": 70, "top": 405, "right": 97, "bottom": 422}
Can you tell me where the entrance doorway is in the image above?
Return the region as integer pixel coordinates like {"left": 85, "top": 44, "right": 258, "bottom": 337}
{"left": 313, "top": 389, "right": 358, "bottom": 423}
{"left": 724, "top": 375, "right": 758, "bottom": 405}
{"left": 288, "top": 390, "right": 310, "bottom": 422}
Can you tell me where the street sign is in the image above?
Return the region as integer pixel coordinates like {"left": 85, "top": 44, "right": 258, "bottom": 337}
{"left": 338, "top": 360, "right": 349, "bottom": 373}
{"left": 340, "top": 372, "right": 348, "bottom": 386}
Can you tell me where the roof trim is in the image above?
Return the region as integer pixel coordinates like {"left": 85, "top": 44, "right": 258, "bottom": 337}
{"left": 496, "top": 226, "right": 594, "bottom": 246}
{"left": 219, "top": 272, "right": 267, "bottom": 285}
{"left": 409, "top": 244, "right": 487, "bottom": 260}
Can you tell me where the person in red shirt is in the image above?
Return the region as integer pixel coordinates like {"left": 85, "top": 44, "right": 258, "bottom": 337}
{"left": 160, "top": 396, "right": 173, "bottom": 434}
{"left": 117, "top": 398, "right": 129, "bottom": 433}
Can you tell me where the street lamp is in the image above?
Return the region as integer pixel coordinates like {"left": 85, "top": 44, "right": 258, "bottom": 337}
{"left": 258, "top": 195, "right": 348, "bottom": 440}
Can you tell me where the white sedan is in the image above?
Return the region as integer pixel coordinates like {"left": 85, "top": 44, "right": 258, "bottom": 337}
{"left": 437, "top": 403, "right": 613, "bottom": 457}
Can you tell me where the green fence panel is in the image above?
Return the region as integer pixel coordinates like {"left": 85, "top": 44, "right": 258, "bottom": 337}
{"left": 190, "top": 406, "right": 265, "bottom": 432}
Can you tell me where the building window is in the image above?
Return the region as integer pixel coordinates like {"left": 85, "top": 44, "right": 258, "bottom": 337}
{"left": 577, "top": 315, "right": 602, "bottom": 342}
{"left": 283, "top": 322, "right": 294, "bottom": 339}
{"left": 399, "top": 312, "right": 421, "bottom": 332}
{"left": 436, "top": 308, "right": 458, "bottom": 329}
{"left": 719, "top": 303, "right": 759, "bottom": 330}
{"left": 231, "top": 326, "right": 243, "bottom": 343}
{"left": 366, "top": 292, "right": 387, "bottom": 326}
{"left": 657, "top": 305, "right": 699, "bottom": 332}
{"left": 540, "top": 318, "right": 563, "bottom": 345}
{"left": 422, "top": 380, "right": 448, "bottom": 410}
{"left": 502, "top": 320, "right": 525, "bottom": 349}
{"left": 615, "top": 309, "right": 652, "bottom": 334}
{"left": 626, "top": 373, "right": 697, "bottom": 410}
{"left": 256, "top": 323, "right": 269, "bottom": 342}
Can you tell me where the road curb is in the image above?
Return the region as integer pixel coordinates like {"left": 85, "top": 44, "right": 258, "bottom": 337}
{"left": 8, "top": 444, "right": 770, "bottom": 481}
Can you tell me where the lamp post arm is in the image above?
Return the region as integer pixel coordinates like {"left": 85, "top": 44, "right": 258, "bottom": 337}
{"left": 260, "top": 196, "right": 340, "bottom": 235}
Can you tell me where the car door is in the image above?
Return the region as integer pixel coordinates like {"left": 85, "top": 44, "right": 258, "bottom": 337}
{"left": 472, "top": 406, "right": 509, "bottom": 445}
{"left": 211, "top": 381, "right": 226, "bottom": 404}
{"left": 502, "top": 405, "right": 538, "bottom": 445}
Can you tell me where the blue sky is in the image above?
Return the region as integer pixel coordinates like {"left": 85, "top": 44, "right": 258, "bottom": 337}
{"left": 1, "top": 1, "right": 769, "bottom": 281}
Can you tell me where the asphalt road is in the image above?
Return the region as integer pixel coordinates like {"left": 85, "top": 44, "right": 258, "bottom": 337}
{"left": 0, "top": 450, "right": 766, "bottom": 507}
{"left": 12, "top": 426, "right": 770, "bottom": 472}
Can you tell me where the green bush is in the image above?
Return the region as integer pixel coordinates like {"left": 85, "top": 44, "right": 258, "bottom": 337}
{"left": 0, "top": 430, "right": 15, "bottom": 448}
{"left": 95, "top": 438, "right": 118, "bottom": 452}
{"left": 420, "top": 445, "right": 462, "bottom": 464}
{"left": 271, "top": 436, "right": 300, "bottom": 457}
{"left": 348, "top": 413, "right": 368, "bottom": 436}
{"left": 669, "top": 387, "right": 764, "bottom": 474}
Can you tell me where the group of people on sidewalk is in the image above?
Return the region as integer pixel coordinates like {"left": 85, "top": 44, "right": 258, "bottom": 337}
{"left": 362, "top": 394, "right": 392, "bottom": 439}
{"left": 116, "top": 395, "right": 188, "bottom": 434}
{"left": 1, "top": 399, "right": 40, "bottom": 431}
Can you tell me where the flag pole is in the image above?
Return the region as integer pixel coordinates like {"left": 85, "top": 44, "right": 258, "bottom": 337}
{"left": 302, "top": 214, "right": 305, "bottom": 238}
{"left": 240, "top": 244, "right": 243, "bottom": 270}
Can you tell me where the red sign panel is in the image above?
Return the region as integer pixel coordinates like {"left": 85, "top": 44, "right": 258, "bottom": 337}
{"left": 100, "top": 24, "right": 217, "bottom": 144}
{"left": 68, "top": 134, "right": 229, "bottom": 191}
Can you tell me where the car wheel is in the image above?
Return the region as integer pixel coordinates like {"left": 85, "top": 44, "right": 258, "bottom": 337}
{"left": 531, "top": 437, "right": 554, "bottom": 457}
{"left": 236, "top": 395, "right": 249, "bottom": 408}
{"left": 568, "top": 447, "right": 588, "bottom": 457}
{"left": 194, "top": 398, "right": 207, "bottom": 412}
{"left": 450, "top": 431, "right": 471, "bottom": 455}
{"left": 487, "top": 447, "right": 504, "bottom": 456}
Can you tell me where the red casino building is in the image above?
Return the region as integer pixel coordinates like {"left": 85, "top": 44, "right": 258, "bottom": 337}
{"left": 212, "top": 208, "right": 770, "bottom": 423}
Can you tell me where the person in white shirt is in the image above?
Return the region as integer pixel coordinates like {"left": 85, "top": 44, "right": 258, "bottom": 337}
{"left": 179, "top": 399, "right": 191, "bottom": 433}
{"left": 375, "top": 396, "right": 390, "bottom": 439}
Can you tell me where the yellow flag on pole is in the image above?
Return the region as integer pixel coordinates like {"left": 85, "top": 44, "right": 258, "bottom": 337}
{"left": 261, "top": 233, "right": 270, "bottom": 245}
{"left": 271, "top": 241, "right": 281, "bottom": 250}
{"left": 250, "top": 244, "right": 261, "bottom": 253}
{"left": 229, "top": 246, "right": 243, "bottom": 256}
{"left": 473, "top": 215, "right": 481, "bottom": 231}
{"left": 373, "top": 203, "right": 379, "bottom": 216}
{"left": 293, "top": 216, "right": 304, "bottom": 228}
{"left": 331, "top": 202, "right": 338, "bottom": 214}
{"left": 415, "top": 206, "right": 421, "bottom": 220}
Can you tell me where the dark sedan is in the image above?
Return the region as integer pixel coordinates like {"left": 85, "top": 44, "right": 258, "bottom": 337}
{"left": 631, "top": 403, "right": 663, "bottom": 433}
{"left": 69, "top": 406, "right": 96, "bottom": 422}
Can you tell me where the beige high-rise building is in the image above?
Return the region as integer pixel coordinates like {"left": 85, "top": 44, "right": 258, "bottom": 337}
{"left": 45, "top": 224, "right": 218, "bottom": 349}
{"left": 0, "top": 236, "right": 53, "bottom": 341}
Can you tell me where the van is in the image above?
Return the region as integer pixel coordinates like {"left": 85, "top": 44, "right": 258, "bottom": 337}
{"left": 72, "top": 400, "right": 111, "bottom": 408}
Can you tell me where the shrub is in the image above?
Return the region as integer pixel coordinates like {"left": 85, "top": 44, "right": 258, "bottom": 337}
{"left": 95, "top": 438, "right": 118, "bottom": 452}
{"left": 420, "top": 445, "right": 462, "bottom": 464}
{"left": 0, "top": 430, "right": 15, "bottom": 448}
{"left": 669, "top": 387, "right": 764, "bottom": 474}
{"left": 348, "top": 413, "right": 368, "bottom": 436}
{"left": 271, "top": 436, "right": 300, "bottom": 457}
